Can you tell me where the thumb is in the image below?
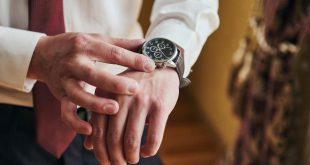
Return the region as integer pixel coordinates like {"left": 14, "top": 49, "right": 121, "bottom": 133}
{"left": 60, "top": 98, "right": 92, "bottom": 135}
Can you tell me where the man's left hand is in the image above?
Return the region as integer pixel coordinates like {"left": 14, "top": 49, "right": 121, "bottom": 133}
{"left": 85, "top": 68, "right": 180, "bottom": 164}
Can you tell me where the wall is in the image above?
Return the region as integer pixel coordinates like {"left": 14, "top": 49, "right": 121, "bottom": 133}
{"left": 188, "top": 0, "right": 254, "bottom": 149}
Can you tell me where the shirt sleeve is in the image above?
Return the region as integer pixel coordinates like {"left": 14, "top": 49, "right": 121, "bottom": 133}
{"left": 0, "top": 26, "right": 45, "bottom": 92}
{"left": 145, "top": 0, "right": 220, "bottom": 78}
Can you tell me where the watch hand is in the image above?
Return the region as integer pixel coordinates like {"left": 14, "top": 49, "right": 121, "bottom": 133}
{"left": 156, "top": 45, "right": 168, "bottom": 59}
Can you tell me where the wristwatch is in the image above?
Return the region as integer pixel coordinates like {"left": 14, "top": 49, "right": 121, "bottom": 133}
{"left": 141, "top": 38, "right": 191, "bottom": 88}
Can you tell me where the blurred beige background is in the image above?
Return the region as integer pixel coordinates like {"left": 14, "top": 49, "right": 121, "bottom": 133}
{"left": 189, "top": 0, "right": 254, "bottom": 148}
{"left": 139, "top": 0, "right": 255, "bottom": 164}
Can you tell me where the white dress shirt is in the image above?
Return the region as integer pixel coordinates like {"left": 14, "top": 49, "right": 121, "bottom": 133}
{"left": 0, "top": 0, "right": 219, "bottom": 107}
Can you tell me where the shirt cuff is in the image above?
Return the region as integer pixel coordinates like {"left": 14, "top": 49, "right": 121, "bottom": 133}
{"left": 0, "top": 27, "right": 45, "bottom": 92}
{"left": 24, "top": 78, "right": 37, "bottom": 93}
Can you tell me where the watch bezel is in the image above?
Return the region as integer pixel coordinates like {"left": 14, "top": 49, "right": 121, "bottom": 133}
{"left": 141, "top": 38, "right": 178, "bottom": 63}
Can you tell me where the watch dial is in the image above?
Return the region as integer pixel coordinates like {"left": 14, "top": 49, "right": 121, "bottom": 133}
{"left": 142, "top": 38, "right": 177, "bottom": 62}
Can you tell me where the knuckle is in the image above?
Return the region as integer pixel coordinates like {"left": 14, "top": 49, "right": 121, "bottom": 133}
{"left": 153, "top": 99, "right": 165, "bottom": 112}
{"left": 153, "top": 99, "right": 163, "bottom": 109}
{"left": 93, "top": 127, "right": 104, "bottom": 139}
{"left": 89, "top": 101, "right": 101, "bottom": 112}
{"left": 66, "top": 88, "right": 78, "bottom": 101}
{"left": 109, "top": 47, "right": 125, "bottom": 62}
{"left": 82, "top": 65, "right": 95, "bottom": 80}
{"left": 135, "top": 55, "right": 145, "bottom": 67}
{"left": 125, "top": 135, "right": 139, "bottom": 152}
{"left": 112, "top": 81, "right": 126, "bottom": 92}
{"left": 152, "top": 97, "right": 168, "bottom": 115}
{"left": 71, "top": 33, "right": 88, "bottom": 53}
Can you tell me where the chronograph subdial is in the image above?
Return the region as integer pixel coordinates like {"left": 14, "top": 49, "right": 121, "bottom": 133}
{"left": 142, "top": 38, "right": 178, "bottom": 63}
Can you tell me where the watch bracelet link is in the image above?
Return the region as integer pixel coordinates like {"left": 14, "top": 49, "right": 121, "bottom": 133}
{"left": 174, "top": 50, "right": 191, "bottom": 88}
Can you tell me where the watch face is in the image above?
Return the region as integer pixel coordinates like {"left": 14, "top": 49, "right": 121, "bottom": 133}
{"left": 142, "top": 38, "right": 177, "bottom": 63}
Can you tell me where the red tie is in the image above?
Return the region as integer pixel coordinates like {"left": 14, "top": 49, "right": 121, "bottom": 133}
{"left": 28, "top": 0, "right": 76, "bottom": 158}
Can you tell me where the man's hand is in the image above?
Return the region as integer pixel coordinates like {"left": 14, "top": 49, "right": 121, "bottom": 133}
{"left": 85, "top": 68, "right": 180, "bottom": 164}
{"left": 27, "top": 33, "right": 155, "bottom": 134}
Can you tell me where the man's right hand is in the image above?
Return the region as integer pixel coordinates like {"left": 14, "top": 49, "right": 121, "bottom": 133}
{"left": 27, "top": 33, "right": 155, "bottom": 126}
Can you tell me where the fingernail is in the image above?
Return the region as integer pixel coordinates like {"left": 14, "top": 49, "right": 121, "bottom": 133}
{"left": 141, "top": 153, "right": 150, "bottom": 158}
{"left": 85, "top": 145, "right": 93, "bottom": 150}
{"left": 144, "top": 60, "right": 155, "bottom": 72}
{"left": 128, "top": 82, "right": 139, "bottom": 94}
{"left": 103, "top": 104, "right": 117, "bottom": 114}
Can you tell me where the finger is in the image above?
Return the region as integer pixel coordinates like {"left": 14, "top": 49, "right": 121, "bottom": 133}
{"left": 69, "top": 61, "right": 140, "bottom": 95}
{"left": 107, "top": 96, "right": 131, "bottom": 165}
{"left": 91, "top": 113, "right": 110, "bottom": 164}
{"left": 62, "top": 78, "right": 119, "bottom": 114}
{"left": 110, "top": 38, "right": 145, "bottom": 52}
{"left": 89, "top": 41, "right": 155, "bottom": 72}
{"left": 83, "top": 88, "right": 110, "bottom": 151}
{"left": 140, "top": 105, "right": 168, "bottom": 158}
{"left": 89, "top": 34, "right": 145, "bottom": 51}
{"left": 124, "top": 96, "right": 149, "bottom": 164}
{"left": 84, "top": 135, "right": 93, "bottom": 150}
{"left": 60, "top": 98, "right": 92, "bottom": 135}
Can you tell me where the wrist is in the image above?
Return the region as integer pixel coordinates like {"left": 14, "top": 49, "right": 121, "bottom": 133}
{"left": 27, "top": 36, "right": 49, "bottom": 81}
{"left": 160, "top": 67, "right": 178, "bottom": 75}
{"left": 157, "top": 67, "right": 180, "bottom": 85}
